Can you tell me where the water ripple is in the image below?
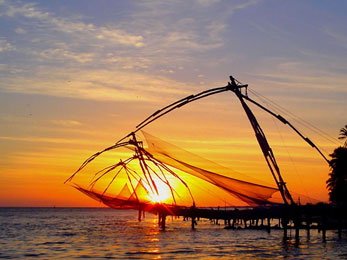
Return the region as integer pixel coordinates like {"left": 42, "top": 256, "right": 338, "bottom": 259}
{"left": 0, "top": 208, "right": 346, "bottom": 259}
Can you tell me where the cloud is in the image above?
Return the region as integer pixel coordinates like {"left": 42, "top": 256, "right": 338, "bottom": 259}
{"left": 0, "top": 68, "right": 197, "bottom": 102}
{"left": 0, "top": 0, "right": 261, "bottom": 84}
{"left": 49, "top": 120, "right": 82, "bottom": 127}
{"left": 103, "top": 56, "right": 151, "bottom": 69}
{"left": 14, "top": 27, "right": 26, "bottom": 34}
{"left": 247, "top": 56, "right": 347, "bottom": 93}
{"left": 0, "top": 135, "right": 93, "bottom": 145}
{"left": 0, "top": 39, "right": 14, "bottom": 52}
{"left": 195, "top": 0, "right": 221, "bottom": 6}
{"left": 96, "top": 27, "right": 144, "bottom": 47}
{"left": 0, "top": 0, "right": 144, "bottom": 48}
{"left": 129, "top": 0, "right": 259, "bottom": 53}
{"left": 323, "top": 27, "right": 347, "bottom": 49}
{"left": 38, "top": 48, "right": 94, "bottom": 64}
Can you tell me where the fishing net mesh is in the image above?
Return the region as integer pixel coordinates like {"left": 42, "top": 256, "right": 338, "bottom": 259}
{"left": 142, "top": 131, "right": 279, "bottom": 206}
{"left": 67, "top": 131, "right": 286, "bottom": 208}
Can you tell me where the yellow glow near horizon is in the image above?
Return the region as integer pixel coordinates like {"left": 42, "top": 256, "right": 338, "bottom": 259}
{"left": 146, "top": 180, "right": 172, "bottom": 203}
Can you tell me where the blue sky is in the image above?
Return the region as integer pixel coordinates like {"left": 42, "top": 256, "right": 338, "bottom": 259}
{"left": 1, "top": 0, "right": 346, "bottom": 101}
{"left": 0, "top": 0, "right": 346, "bottom": 206}
{"left": 0, "top": 1, "right": 346, "bottom": 102}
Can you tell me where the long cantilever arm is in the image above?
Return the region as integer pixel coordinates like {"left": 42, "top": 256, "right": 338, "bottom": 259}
{"left": 64, "top": 141, "right": 132, "bottom": 183}
{"left": 114, "top": 86, "right": 230, "bottom": 145}
{"left": 136, "top": 86, "right": 229, "bottom": 130}
{"left": 114, "top": 77, "right": 330, "bottom": 166}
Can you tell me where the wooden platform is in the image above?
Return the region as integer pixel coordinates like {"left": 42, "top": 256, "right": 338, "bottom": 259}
{"left": 138, "top": 203, "right": 346, "bottom": 241}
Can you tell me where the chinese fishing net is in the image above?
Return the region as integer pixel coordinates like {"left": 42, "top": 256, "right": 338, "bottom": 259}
{"left": 65, "top": 131, "right": 284, "bottom": 208}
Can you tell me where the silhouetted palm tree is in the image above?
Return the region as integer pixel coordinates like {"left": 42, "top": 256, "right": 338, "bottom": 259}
{"left": 339, "top": 124, "right": 347, "bottom": 147}
{"left": 326, "top": 146, "right": 347, "bottom": 205}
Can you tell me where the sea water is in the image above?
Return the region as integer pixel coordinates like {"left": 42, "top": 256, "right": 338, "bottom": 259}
{"left": 0, "top": 207, "right": 346, "bottom": 259}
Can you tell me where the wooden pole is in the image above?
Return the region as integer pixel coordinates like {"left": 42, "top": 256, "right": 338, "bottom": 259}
{"left": 282, "top": 217, "right": 288, "bottom": 239}
{"left": 192, "top": 217, "right": 196, "bottom": 229}
{"left": 321, "top": 214, "right": 326, "bottom": 242}
{"left": 295, "top": 219, "right": 300, "bottom": 241}
{"left": 322, "top": 226, "right": 326, "bottom": 242}
{"left": 138, "top": 209, "right": 142, "bottom": 222}
{"left": 161, "top": 215, "right": 166, "bottom": 230}
{"left": 306, "top": 216, "right": 311, "bottom": 240}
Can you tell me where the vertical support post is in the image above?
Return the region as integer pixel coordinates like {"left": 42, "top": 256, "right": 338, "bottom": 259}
{"left": 267, "top": 217, "right": 271, "bottom": 233}
{"left": 306, "top": 215, "right": 311, "bottom": 240}
{"left": 282, "top": 217, "right": 288, "bottom": 239}
{"left": 321, "top": 213, "right": 326, "bottom": 242}
{"left": 138, "top": 209, "right": 142, "bottom": 222}
{"left": 161, "top": 215, "right": 166, "bottom": 230}
{"left": 191, "top": 217, "right": 196, "bottom": 230}
{"left": 158, "top": 213, "right": 166, "bottom": 230}
{"left": 295, "top": 219, "right": 300, "bottom": 241}
{"left": 191, "top": 204, "right": 197, "bottom": 229}
{"left": 322, "top": 226, "right": 326, "bottom": 242}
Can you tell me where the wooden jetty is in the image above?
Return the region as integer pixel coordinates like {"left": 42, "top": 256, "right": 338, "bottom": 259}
{"left": 144, "top": 203, "right": 346, "bottom": 241}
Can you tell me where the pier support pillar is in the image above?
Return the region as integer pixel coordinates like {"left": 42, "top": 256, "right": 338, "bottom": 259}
{"left": 294, "top": 220, "right": 300, "bottom": 241}
{"left": 338, "top": 210, "right": 342, "bottom": 240}
{"left": 161, "top": 215, "right": 166, "bottom": 230}
{"left": 306, "top": 218, "right": 311, "bottom": 240}
{"left": 158, "top": 213, "right": 166, "bottom": 230}
{"left": 321, "top": 214, "right": 326, "bottom": 242}
{"left": 191, "top": 217, "right": 197, "bottom": 230}
{"left": 243, "top": 219, "right": 247, "bottom": 228}
{"left": 138, "top": 209, "right": 142, "bottom": 222}
{"left": 322, "top": 227, "right": 326, "bottom": 242}
{"left": 282, "top": 218, "right": 288, "bottom": 239}
{"left": 266, "top": 218, "right": 271, "bottom": 233}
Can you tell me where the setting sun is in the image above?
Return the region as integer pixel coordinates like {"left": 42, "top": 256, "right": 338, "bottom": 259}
{"left": 146, "top": 180, "right": 172, "bottom": 203}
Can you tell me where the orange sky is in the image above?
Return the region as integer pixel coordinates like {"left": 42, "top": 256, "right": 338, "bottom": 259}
{"left": 0, "top": 0, "right": 346, "bottom": 207}
{"left": 0, "top": 91, "right": 338, "bottom": 207}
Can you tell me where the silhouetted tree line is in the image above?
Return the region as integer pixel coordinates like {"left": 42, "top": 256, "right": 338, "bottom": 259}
{"left": 326, "top": 125, "right": 347, "bottom": 206}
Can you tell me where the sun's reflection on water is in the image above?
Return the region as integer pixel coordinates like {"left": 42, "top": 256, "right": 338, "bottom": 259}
{"left": 1, "top": 208, "right": 346, "bottom": 259}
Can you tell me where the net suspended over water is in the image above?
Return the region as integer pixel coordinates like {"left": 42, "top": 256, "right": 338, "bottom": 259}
{"left": 66, "top": 131, "right": 281, "bottom": 209}
{"left": 66, "top": 76, "right": 329, "bottom": 209}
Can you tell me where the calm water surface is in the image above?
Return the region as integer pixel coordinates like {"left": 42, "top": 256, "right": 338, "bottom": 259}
{"left": 0, "top": 208, "right": 346, "bottom": 259}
